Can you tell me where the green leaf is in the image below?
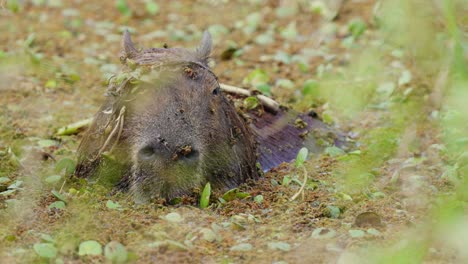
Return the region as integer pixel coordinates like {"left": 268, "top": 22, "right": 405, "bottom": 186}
{"left": 243, "top": 96, "right": 259, "bottom": 110}
{"left": 275, "top": 78, "right": 294, "bottom": 89}
{"left": 40, "top": 234, "right": 56, "bottom": 243}
{"left": 349, "top": 229, "right": 366, "bottom": 238}
{"left": 37, "top": 139, "right": 58, "bottom": 148}
{"left": 7, "top": 0, "right": 21, "bottom": 13}
{"left": 45, "top": 175, "right": 62, "bottom": 184}
{"left": 348, "top": 18, "right": 367, "bottom": 38}
{"left": 55, "top": 158, "right": 76, "bottom": 175}
{"left": 254, "top": 195, "right": 263, "bottom": 204}
{"left": 222, "top": 188, "right": 250, "bottom": 202}
{"left": 243, "top": 69, "right": 269, "bottom": 87}
{"left": 7, "top": 180, "right": 23, "bottom": 189}
{"left": 267, "top": 241, "right": 291, "bottom": 251}
{"left": 33, "top": 243, "right": 57, "bottom": 259}
{"left": 302, "top": 79, "right": 319, "bottom": 96}
{"left": 104, "top": 241, "right": 128, "bottom": 263}
{"left": 51, "top": 190, "right": 67, "bottom": 203}
{"left": 200, "top": 228, "right": 217, "bottom": 242}
{"left": 0, "top": 177, "right": 11, "bottom": 185}
{"left": 295, "top": 147, "right": 308, "bottom": 168}
{"left": 324, "top": 146, "right": 345, "bottom": 157}
{"left": 116, "top": 0, "right": 131, "bottom": 16}
{"left": 145, "top": 0, "right": 159, "bottom": 15}
{"left": 48, "top": 201, "right": 66, "bottom": 210}
{"left": 282, "top": 175, "right": 292, "bottom": 186}
{"left": 56, "top": 118, "right": 93, "bottom": 136}
{"left": 256, "top": 83, "right": 271, "bottom": 96}
{"left": 164, "top": 212, "right": 183, "bottom": 223}
{"left": 326, "top": 205, "right": 340, "bottom": 219}
{"left": 367, "top": 228, "right": 381, "bottom": 236}
{"left": 106, "top": 200, "right": 122, "bottom": 210}
{"left": 0, "top": 190, "right": 16, "bottom": 197}
{"left": 311, "top": 228, "right": 337, "bottom": 239}
{"left": 280, "top": 22, "right": 297, "bottom": 40}
{"left": 398, "top": 70, "right": 412, "bottom": 86}
{"left": 199, "top": 182, "right": 211, "bottom": 209}
{"left": 79, "top": 240, "right": 103, "bottom": 256}
{"left": 44, "top": 79, "right": 57, "bottom": 89}
{"left": 230, "top": 243, "right": 253, "bottom": 251}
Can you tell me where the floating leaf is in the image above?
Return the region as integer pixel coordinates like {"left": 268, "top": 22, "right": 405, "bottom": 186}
{"left": 40, "top": 234, "right": 56, "bottom": 243}
{"left": 51, "top": 190, "right": 67, "bottom": 203}
{"left": 37, "top": 139, "right": 58, "bottom": 148}
{"left": 199, "top": 228, "right": 217, "bottom": 243}
{"left": 144, "top": 0, "right": 159, "bottom": 15}
{"left": 398, "top": 70, "right": 412, "bottom": 86}
{"left": 367, "top": 228, "right": 381, "bottom": 236}
{"left": 244, "top": 97, "right": 259, "bottom": 110}
{"left": 275, "top": 78, "right": 294, "bottom": 89}
{"left": 348, "top": 18, "right": 367, "bottom": 38}
{"left": 268, "top": 241, "right": 291, "bottom": 251}
{"left": 324, "top": 146, "right": 345, "bottom": 157}
{"left": 56, "top": 118, "right": 93, "bottom": 136}
{"left": 326, "top": 205, "right": 341, "bottom": 219}
{"left": 106, "top": 200, "right": 122, "bottom": 210}
{"left": 44, "top": 80, "right": 57, "bottom": 89}
{"left": 55, "top": 158, "right": 76, "bottom": 175}
{"left": 243, "top": 69, "right": 269, "bottom": 87}
{"left": 48, "top": 201, "right": 65, "bottom": 210}
{"left": 295, "top": 147, "right": 308, "bottom": 168}
{"left": 254, "top": 195, "right": 263, "bottom": 204}
{"left": 116, "top": 0, "right": 131, "bottom": 16}
{"left": 79, "top": 240, "right": 103, "bottom": 256}
{"left": 164, "top": 212, "right": 183, "bottom": 223}
{"left": 230, "top": 243, "right": 253, "bottom": 251}
{"left": 256, "top": 83, "right": 271, "bottom": 96}
{"left": 282, "top": 175, "right": 292, "bottom": 186}
{"left": 0, "top": 189, "right": 16, "bottom": 197}
{"left": 199, "top": 182, "right": 211, "bottom": 209}
{"left": 104, "top": 241, "right": 128, "bottom": 263}
{"left": 0, "top": 177, "right": 11, "bottom": 185}
{"left": 222, "top": 188, "right": 250, "bottom": 202}
{"left": 302, "top": 79, "right": 319, "bottom": 96}
{"left": 7, "top": 180, "right": 23, "bottom": 189}
{"left": 33, "top": 243, "right": 57, "bottom": 259}
{"left": 45, "top": 175, "right": 62, "bottom": 184}
{"left": 280, "top": 22, "right": 298, "bottom": 40}
{"left": 254, "top": 32, "right": 274, "bottom": 45}
{"left": 311, "top": 228, "right": 337, "bottom": 239}
{"left": 349, "top": 229, "right": 366, "bottom": 238}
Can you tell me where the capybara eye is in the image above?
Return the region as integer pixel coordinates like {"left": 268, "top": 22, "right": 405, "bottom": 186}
{"left": 212, "top": 86, "right": 220, "bottom": 95}
{"left": 138, "top": 146, "right": 156, "bottom": 160}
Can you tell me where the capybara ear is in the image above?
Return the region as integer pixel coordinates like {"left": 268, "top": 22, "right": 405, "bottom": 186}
{"left": 195, "top": 30, "right": 212, "bottom": 65}
{"left": 121, "top": 30, "right": 139, "bottom": 59}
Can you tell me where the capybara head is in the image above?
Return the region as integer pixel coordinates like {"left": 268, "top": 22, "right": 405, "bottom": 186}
{"left": 76, "top": 31, "right": 259, "bottom": 203}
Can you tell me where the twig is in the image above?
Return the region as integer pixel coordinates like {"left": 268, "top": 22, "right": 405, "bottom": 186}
{"left": 109, "top": 106, "right": 126, "bottom": 153}
{"left": 96, "top": 106, "right": 126, "bottom": 159}
{"left": 59, "top": 178, "right": 67, "bottom": 193}
{"left": 290, "top": 166, "right": 308, "bottom": 201}
{"left": 219, "top": 83, "right": 280, "bottom": 113}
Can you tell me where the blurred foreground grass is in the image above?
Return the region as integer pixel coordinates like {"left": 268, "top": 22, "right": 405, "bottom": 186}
{"left": 0, "top": 0, "right": 467, "bottom": 263}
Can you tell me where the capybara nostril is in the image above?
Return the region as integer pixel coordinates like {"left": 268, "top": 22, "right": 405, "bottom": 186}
{"left": 171, "top": 145, "right": 199, "bottom": 163}
{"left": 138, "top": 146, "right": 156, "bottom": 161}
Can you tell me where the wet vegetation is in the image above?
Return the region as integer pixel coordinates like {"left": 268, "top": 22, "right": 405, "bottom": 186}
{"left": 0, "top": 0, "right": 467, "bottom": 263}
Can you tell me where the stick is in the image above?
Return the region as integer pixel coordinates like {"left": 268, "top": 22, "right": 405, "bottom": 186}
{"left": 219, "top": 83, "right": 280, "bottom": 113}
{"left": 290, "top": 166, "right": 308, "bottom": 201}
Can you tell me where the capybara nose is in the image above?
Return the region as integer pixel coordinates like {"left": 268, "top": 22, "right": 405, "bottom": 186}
{"left": 171, "top": 145, "right": 199, "bottom": 164}
{"left": 137, "top": 145, "right": 159, "bottom": 161}
{"left": 137, "top": 144, "right": 199, "bottom": 164}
